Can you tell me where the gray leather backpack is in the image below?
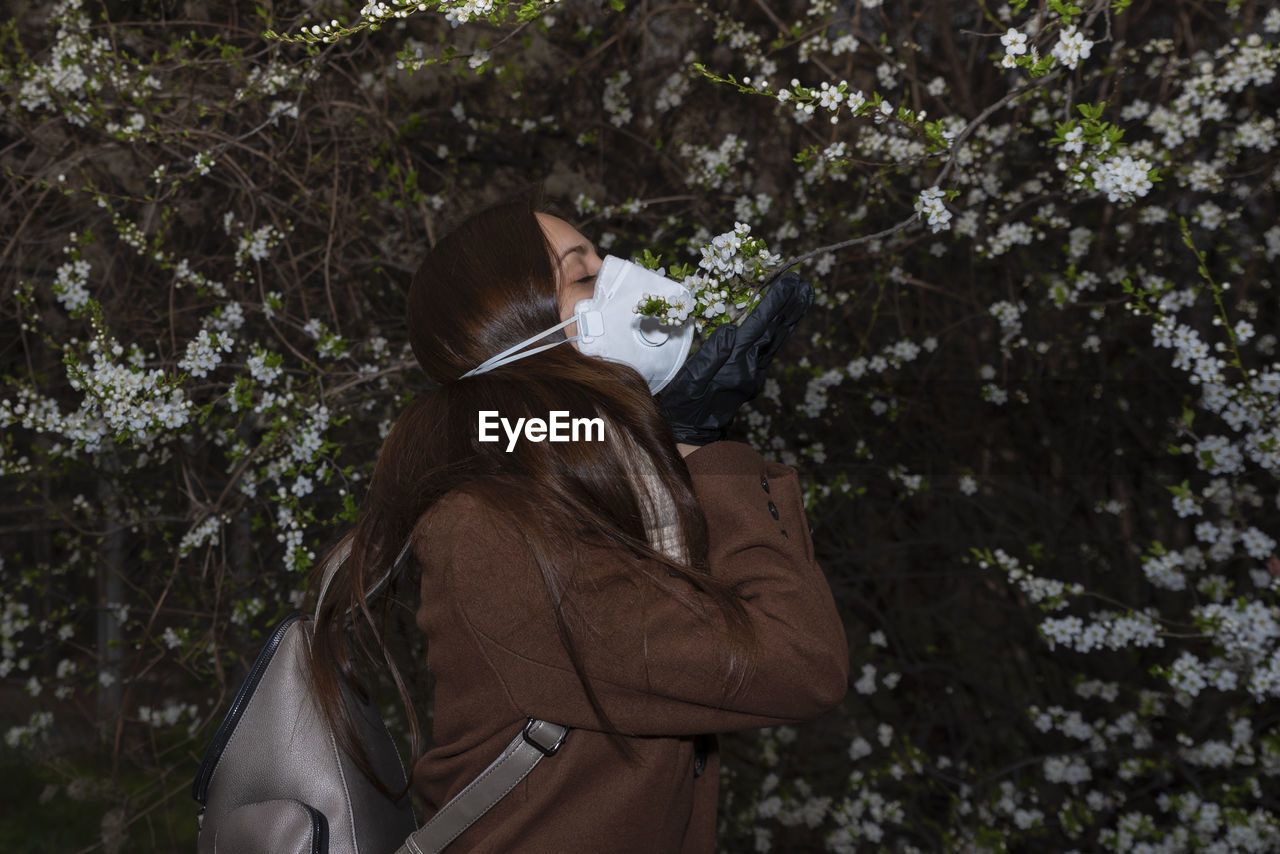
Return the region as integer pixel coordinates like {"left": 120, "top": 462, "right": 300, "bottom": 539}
{"left": 192, "top": 539, "right": 569, "bottom": 854}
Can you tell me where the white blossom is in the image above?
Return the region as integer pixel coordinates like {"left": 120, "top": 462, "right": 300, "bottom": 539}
{"left": 913, "top": 186, "right": 952, "bottom": 233}
{"left": 1052, "top": 25, "right": 1093, "bottom": 70}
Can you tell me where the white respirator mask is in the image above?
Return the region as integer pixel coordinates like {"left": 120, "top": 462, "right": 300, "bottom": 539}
{"left": 460, "top": 256, "right": 695, "bottom": 395}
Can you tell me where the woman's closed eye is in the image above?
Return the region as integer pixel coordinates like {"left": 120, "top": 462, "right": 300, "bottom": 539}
{"left": 577, "top": 273, "right": 597, "bottom": 284}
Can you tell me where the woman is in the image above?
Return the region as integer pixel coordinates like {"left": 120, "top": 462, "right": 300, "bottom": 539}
{"left": 309, "top": 192, "right": 849, "bottom": 853}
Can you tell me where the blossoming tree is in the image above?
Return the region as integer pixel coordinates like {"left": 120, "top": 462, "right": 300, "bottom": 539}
{"left": 2, "top": 0, "right": 1278, "bottom": 850}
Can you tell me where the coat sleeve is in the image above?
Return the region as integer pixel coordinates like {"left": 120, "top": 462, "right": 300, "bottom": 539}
{"left": 415, "top": 440, "right": 849, "bottom": 737}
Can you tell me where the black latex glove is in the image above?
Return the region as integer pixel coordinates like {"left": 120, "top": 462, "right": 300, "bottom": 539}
{"left": 657, "top": 272, "right": 815, "bottom": 446}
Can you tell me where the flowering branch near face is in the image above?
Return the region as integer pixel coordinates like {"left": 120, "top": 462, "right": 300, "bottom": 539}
{"left": 631, "top": 222, "right": 783, "bottom": 339}
{"left": 4, "top": 0, "right": 1280, "bottom": 849}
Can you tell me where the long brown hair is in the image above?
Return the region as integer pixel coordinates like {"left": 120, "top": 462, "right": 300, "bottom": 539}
{"left": 306, "top": 189, "right": 758, "bottom": 796}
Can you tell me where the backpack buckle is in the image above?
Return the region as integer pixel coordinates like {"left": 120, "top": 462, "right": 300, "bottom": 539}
{"left": 522, "top": 719, "right": 568, "bottom": 756}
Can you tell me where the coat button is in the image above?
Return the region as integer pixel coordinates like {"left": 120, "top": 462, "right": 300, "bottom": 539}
{"left": 768, "top": 501, "right": 778, "bottom": 520}
{"left": 781, "top": 529, "right": 789, "bottom": 539}
{"left": 760, "top": 475, "right": 770, "bottom": 493}
{"left": 693, "top": 752, "right": 707, "bottom": 777}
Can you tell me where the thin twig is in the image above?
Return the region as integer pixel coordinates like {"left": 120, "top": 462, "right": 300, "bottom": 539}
{"left": 324, "top": 153, "right": 341, "bottom": 335}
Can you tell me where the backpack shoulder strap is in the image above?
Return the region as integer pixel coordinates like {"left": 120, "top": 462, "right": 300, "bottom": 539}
{"left": 318, "top": 530, "right": 572, "bottom": 853}
{"left": 396, "top": 719, "right": 569, "bottom": 854}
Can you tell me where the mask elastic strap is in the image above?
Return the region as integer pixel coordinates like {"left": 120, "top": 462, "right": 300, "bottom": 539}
{"left": 460, "top": 316, "right": 581, "bottom": 378}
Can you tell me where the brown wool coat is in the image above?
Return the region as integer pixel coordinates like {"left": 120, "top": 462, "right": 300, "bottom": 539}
{"left": 410, "top": 440, "right": 850, "bottom": 853}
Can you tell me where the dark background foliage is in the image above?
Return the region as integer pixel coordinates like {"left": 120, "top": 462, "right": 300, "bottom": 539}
{"left": 2, "top": 0, "right": 1278, "bottom": 850}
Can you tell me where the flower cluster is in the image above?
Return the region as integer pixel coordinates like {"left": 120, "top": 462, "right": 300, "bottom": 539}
{"left": 976, "top": 547, "right": 1083, "bottom": 612}
{"left": 4, "top": 324, "right": 192, "bottom": 456}
{"left": 1000, "top": 27, "right": 1029, "bottom": 68}
{"left": 52, "top": 256, "right": 92, "bottom": 315}
{"left": 635, "top": 222, "right": 787, "bottom": 336}
{"left": 234, "top": 223, "right": 287, "bottom": 268}
{"left": 178, "top": 515, "right": 227, "bottom": 557}
{"left": 913, "top": 186, "right": 952, "bottom": 233}
{"left": 179, "top": 329, "right": 234, "bottom": 378}
{"left": 680, "top": 134, "right": 748, "bottom": 191}
{"left": 6, "top": 0, "right": 1280, "bottom": 848}
{"left": 1091, "top": 153, "right": 1156, "bottom": 204}
{"left": 775, "top": 77, "right": 869, "bottom": 126}
{"left": 1039, "top": 609, "right": 1165, "bottom": 654}
{"left": 603, "top": 70, "right": 632, "bottom": 127}
{"left": 633, "top": 292, "right": 691, "bottom": 326}
{"left": 655, "top": 60, "right": 695, "bottom": 112}
{"left": 1051, "top": 25, "right": 1094, "bottom": 70}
